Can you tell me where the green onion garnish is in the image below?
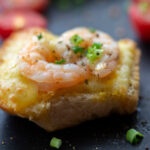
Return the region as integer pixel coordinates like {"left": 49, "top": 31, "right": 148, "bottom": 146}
{"left": 50, "top": 137, "right": 62, "bottom": 149}
{"left": 72, "top": 46, "right": 84, "bottom": 54}
{"left": 71, "top": 34, "right": 84, "bottom": 46}
{"left": 89, "top": 28, "right": 96, "bottom": 33}
{"left": 126, "top": 129, "right": 143, "bottom": 144}
{"left": 55, "top": 59, "right": 66, "bottom": 64}
{"left": 139, "top": 2, "right": 149, "bottom": 13}
{"left": 37, "top": 33, "right": 43, "bottom": 40}
{"left": 86, "top": 43, "right": 103, "bottom": 62}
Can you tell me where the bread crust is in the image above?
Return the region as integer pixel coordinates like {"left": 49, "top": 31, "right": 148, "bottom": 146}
{"left": 126, "top": 47, "right": 140, "bottom": 113}
{"left": 0, "top": 29, "right": 141, "bottom": 132}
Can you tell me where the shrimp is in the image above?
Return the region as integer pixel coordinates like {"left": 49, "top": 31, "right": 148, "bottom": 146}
{"left": 55, "top": 27, "right": 119, "bottom": 78}
{"left": 18, "top": 28, "right": 119, "bottom": 91}
{"left": 18, "top": 41, "right": 89, "bottom": 91}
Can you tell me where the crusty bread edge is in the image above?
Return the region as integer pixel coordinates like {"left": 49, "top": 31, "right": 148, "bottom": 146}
{"left": 126, "top": 47, "right": 141, "bottom": 114}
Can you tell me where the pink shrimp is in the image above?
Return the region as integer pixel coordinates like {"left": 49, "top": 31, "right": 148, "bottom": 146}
{"left": 18, "top": 41, "right": 89, "bottom": 91}
{"left": 18, "top": 28, "right": 119, "bottom": 92}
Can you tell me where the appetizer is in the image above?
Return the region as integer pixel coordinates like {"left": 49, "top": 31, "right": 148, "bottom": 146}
{"left": 0, "top": 11, "right": 47, "bottom": 39}
{"left": 0, "top": 27, "right": 140, "bottom": 131}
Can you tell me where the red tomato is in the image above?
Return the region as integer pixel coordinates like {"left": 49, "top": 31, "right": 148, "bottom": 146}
{"left": 0, "top": 11, "right": 47, "bottom": 39}
{"left": 0, "top": 0, "right": 49, "bottom": 12}
{"left": 128, "top": 0, "right": 150, "bottom": 41}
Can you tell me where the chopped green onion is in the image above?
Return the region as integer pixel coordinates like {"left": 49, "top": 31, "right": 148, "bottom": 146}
{"left": 92, "top": 43, "right": 103, "bottom": 49}
{"left": 139, "top": 2, "right": 149, "bottom": 13}
{"left": 86, "top": 43, "right": 103, "bottom": 62}
{"left": 37, "top": 33, "right": 43, "bottom": 40}
{"left": 126, "top": 129, "right": 143, "bottom": 144}
{"left": 72, "top": 46, "right": 84, "bottom": 54}
{"left": 71, "top": 34, "right": 84, "bottom": 46}
{"left": 89, "top": 28, "right": 96, "bottom": 33}
{"left": 50, "top": 137, "right": 62, "bottom": 149}
{"left": 55, "top": 59, "right": 66, "bottom": 64}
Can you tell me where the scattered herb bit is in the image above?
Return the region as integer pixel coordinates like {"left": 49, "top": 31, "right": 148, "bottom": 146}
{"left": 141, "top": 120, "right": 147, "bottom": 127}
{"left": 126, "top": 129, "right": 143, "bottom": 144}
{"left": 139, "top": 2, "right": 149, "bottom": 13}
{"left": 85, "top": 79, "right": 88, "bottom": 84}
{"left": 71, "top": 34, "right": 84, "bottom": 46}
{"left": 55, "top": 59, "right": 66, "bottom": 64}
{"left": 66, "top": 45, "right": 71, "bottom": 51}
{"left": 89, "top": 28, "right": 96, "bottom": 33}
{"left": 84, "top": 50, "right": 88, "bottom": 55}
{"left": 50, "top": 137, "right": 62, "bottom": 149}
{"left": 81, "top": 61, "right": 85, "bottom": 66}
{"left": 37, "top": 33, "right": 43, "bottom": 40}
{"left": 72, "top": 46, "right": 84, "bottom": 54}
{"left": 80, "top": 55, "right": 83, "bottom": 58}
{"left": 92, "top": 43, "right": 102, "bottom": 49}
{"left": 86, "top": 43, "right": 103, "bottom": 62}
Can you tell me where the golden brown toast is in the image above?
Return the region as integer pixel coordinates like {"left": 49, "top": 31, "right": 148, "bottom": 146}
{"left": 0, "top": 28, "right": 140, "bottom": 131}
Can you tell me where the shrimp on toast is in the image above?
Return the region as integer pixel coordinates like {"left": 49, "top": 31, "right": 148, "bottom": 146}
{"left": 19, "top": 27, "right": 119, "bottom": 92}
{"left": 0, "top": 28, "right": 140, "bottom": 132}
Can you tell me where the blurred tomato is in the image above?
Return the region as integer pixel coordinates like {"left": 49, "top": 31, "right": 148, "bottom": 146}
{"left": 0, "top": 0, "right": 49, "bottom": 12}
{"left": 128, "top": 0, "right": 150, "bottom": 41}
{"left": 0, "top": 11, "right": 47, "bottom": 39}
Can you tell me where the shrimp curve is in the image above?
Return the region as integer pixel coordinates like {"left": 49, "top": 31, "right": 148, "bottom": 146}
{"left": 18, "top": 40, "right": 89, "bottom": 91}
{"left": 18, "top": 28, "right": 119, "bottom": 91}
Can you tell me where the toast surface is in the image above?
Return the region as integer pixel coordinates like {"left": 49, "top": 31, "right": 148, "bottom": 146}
{"left": 0, "top": 28, "right": 140, "bottom": 131}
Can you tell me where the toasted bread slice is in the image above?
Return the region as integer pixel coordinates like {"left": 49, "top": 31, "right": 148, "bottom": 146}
{"left": 0, "top": 28, "right": 140, "bottom": 131}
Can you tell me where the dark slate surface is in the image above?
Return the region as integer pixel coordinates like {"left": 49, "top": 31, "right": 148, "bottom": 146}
{"left": 0, "top": 0, "right": 150, "bottom": 149}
